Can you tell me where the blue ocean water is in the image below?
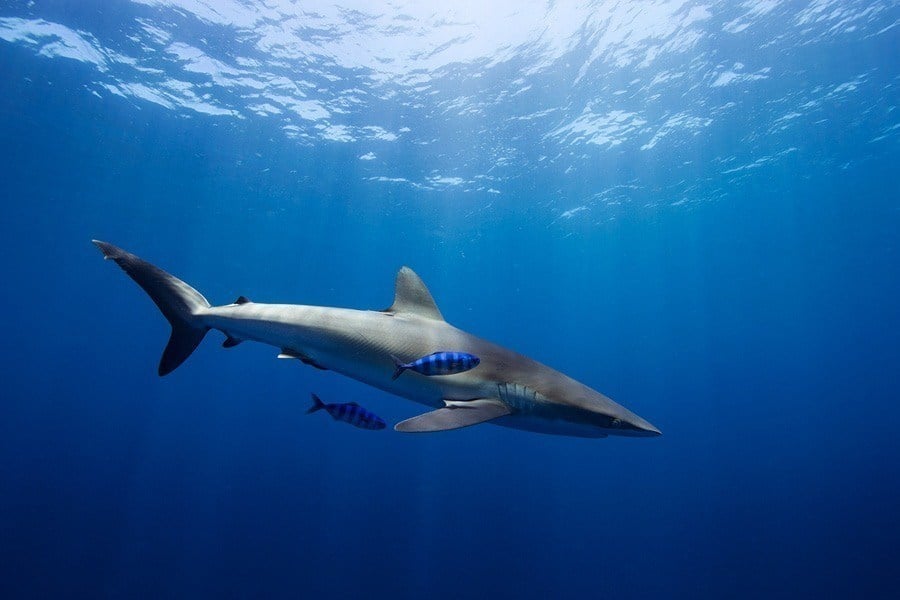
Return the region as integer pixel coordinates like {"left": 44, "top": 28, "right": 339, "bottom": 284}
{"left": 1, "top": 1, "right": 898, "bottom": 598}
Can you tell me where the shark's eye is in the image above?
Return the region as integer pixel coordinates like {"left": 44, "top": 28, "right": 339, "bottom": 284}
{"left": 611, "top": 418, "right": 622, "bottom": 427}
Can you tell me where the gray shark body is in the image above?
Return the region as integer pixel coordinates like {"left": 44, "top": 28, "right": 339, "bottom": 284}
{"left": 94, "top": 241, "right": 660, "bottom": 438}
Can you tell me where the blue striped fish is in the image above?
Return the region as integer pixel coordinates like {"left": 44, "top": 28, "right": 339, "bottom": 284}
{"left": 306, "top": 394, "right": 386, "bottom": 430}
{"left": 390, "top": 351, "right": 480, "bottom": 381}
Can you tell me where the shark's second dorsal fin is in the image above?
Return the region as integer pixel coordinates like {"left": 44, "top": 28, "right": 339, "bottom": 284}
{"left": 384, "top": 266, "right": 444, "bottom": 321}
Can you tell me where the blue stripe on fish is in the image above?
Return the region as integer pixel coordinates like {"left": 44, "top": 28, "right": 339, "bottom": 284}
{"left": 308, "top": 394, "right": 385, "bottom": 430}
{"left": 390, "top": 351, "right": 481, "bottom": 380}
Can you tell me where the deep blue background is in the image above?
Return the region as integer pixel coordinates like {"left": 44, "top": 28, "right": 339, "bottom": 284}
{"left": 2, "top": 33, "right": 900, "bottom": 600}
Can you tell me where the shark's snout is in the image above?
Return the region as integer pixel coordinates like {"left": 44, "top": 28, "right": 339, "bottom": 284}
{"left": 631, "top": 421, "right": 662, "bottom": 437}
{"left": 622, "top": 416, "right": 662, "bottom": 437}
{"left": 600, "top": 412, "right": 662, "bottom": 437}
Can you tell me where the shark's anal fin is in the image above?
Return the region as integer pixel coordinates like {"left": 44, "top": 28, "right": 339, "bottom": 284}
{"left": 394, "top": 399, "right": 511, "bottom": 433}
{"left": 278, "top": 349, "right": 329, "bottom": 371}
{"left": 222, "top": 336, "right": 242, "bottom": 348}
{"left": 234, "top": 295, "right": 251, "bottom": 304}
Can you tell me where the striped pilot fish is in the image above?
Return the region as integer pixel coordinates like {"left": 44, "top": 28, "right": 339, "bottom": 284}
{"left": 306, "top": 393, "right": 386, "bottom": 430}
{"left": 390, "top": 351, "right": 480, "bottom": 381}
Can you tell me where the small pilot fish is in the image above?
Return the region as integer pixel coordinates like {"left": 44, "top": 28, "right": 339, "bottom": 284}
{"left": 391, "top": 351, "right": 480, "bottom": 381}
{"left": 306, "top": 393, "right": 386, "bottom": 430}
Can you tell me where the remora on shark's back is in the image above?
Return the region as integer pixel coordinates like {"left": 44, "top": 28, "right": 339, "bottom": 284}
{"left": 391, "top": 351, "right": 480, "bottom": 380}
{"left": 93, "top": 240, "right": 661, "bottom": 439}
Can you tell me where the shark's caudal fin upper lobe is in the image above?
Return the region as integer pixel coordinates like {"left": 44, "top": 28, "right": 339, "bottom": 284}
{"left": 93, "top": 240, "right": 211, "bottom": 376}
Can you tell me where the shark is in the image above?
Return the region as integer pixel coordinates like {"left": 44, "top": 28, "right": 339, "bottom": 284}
{"left": 93, "top": 240, "right": 661, "bottom": 439}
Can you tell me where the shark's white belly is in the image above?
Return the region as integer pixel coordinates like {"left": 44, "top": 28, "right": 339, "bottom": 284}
{"left": 202, "top": 304, "right": 492, "bottom": 409}
{"left": 202, "top": 304, "right": 626, "bottom": 436}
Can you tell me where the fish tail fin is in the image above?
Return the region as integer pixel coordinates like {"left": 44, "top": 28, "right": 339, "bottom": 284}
{"left": 390, "top": 355, "right": 406, "bottom": 381}
{"left": 307, "top": 393, "right": 325, "bottom": 414}
{"left": 93, "top": 240, "right": 211, "bottom": 376}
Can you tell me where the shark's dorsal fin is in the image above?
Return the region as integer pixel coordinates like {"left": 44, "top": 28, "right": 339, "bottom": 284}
{"left": 384, "top": 266, "right": 444, "bottom": 321}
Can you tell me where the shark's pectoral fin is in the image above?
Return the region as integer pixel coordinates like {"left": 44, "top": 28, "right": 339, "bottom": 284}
{"left": 394, "top": 399, "right": 511, "bottom": 433}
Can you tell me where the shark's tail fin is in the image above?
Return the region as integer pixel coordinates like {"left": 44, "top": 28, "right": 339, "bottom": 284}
{"left": 307, "top": 393, "right": 326, "bottom": 414}
{"left": 93, "top": 240, "right": 211, "bottom": 376}
{"left": 390, "top": 355, "right": 407, "bottom": 381}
